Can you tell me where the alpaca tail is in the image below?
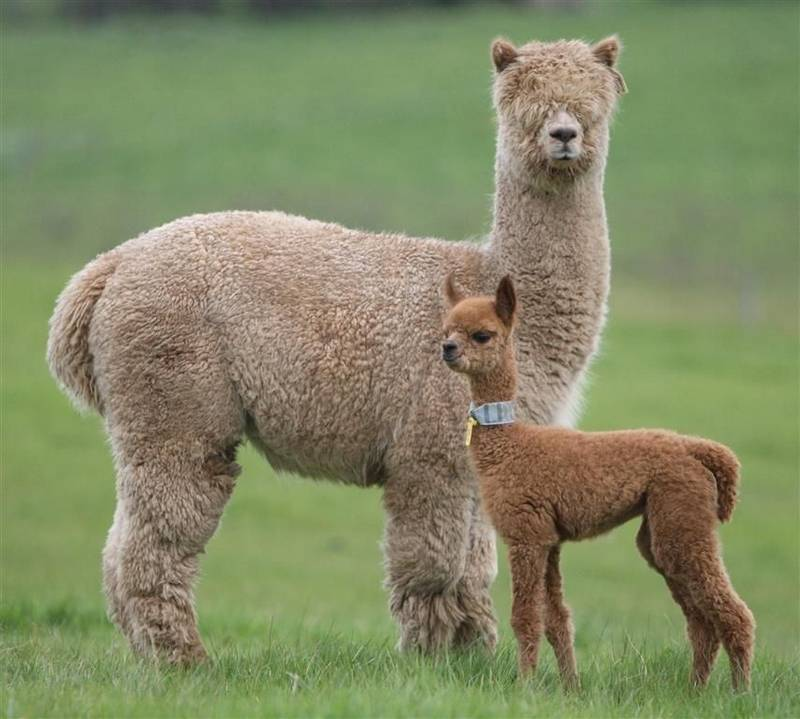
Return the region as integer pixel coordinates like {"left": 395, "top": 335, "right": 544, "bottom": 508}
{"left": 47, "top": 251, "right": 120, "bottom": 415}
{"left": 688, "top": 439, "right": 741, "bottom": 523}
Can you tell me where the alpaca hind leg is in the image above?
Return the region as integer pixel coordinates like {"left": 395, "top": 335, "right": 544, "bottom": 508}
{"left": 681, "top": 557, "right": 754, "bottom": 691}
{"left": 92, "top": 279, "right": 244, "bottom": 662}
{"left": 113, "top": 440, "right": 240, "bottom": 664}
{"left": 636, "top": 519, "right": 720, "bottom": 686}
{"left": 102, "top": 501, "right": 130, "bottom": 635}
{"left": 648, "top": 493, "right": 755, "bottom": 691}
{"left": 453, "top": 498, "right": 498, "bottom": 651}
{"left": 508, "top": 543, "right": 550, "bottom": 678}
{"left": 543, "top": 546, "right": 578, "bottom": 689}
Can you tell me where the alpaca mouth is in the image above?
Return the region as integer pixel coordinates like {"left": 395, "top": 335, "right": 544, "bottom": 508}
{"left": 551, "top": 149, "right": 578, "bottom": 161}
{"left": 443, "top": 354, "right": 465, "bottom": 371}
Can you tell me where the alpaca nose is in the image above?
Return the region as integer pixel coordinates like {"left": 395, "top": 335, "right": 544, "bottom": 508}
{"left": 442, "top": 341, "right": 459, "bottom": 362}
{"left": 550, "top": 126, "right": 577, "bottom": 143}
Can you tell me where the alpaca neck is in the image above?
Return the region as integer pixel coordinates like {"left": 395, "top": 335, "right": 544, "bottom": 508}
{"left": 468, "top": 351, "right": 518, "bottom": 406}
{"left": 485, "top": 148, "right": 611, "bottom": 422}
{"left": 467, "top": 357, "right": 519, "bottom": 461}
{"left": 488, "top": 159, "right": 608, "bottom": 274}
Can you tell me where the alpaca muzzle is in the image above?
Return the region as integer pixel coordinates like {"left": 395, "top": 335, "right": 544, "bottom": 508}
{"left": 442, "top": 340, "right": 460, "bottom": 364}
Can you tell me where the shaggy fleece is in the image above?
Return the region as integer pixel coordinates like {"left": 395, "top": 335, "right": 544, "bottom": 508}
{"left": 48, "top": 36, "right": 624, "bottom": 662}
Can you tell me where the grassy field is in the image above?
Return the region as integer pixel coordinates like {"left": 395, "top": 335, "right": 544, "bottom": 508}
{"left": 2, "top": 2, "right": 799, "bottom": 717}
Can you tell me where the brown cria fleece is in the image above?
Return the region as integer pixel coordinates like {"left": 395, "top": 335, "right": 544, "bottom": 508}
{"left": 47, "top": 36, "right": 624, "bottom": 663}
{"left": 442, "top": 276, "right": 755, "bottom": 692}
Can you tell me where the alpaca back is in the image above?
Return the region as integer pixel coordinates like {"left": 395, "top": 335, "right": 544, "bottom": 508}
{"left": 69, "top": 211, "right": 487, "bottom": 484}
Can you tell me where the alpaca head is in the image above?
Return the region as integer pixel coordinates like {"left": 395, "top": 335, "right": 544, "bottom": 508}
{"left": 491, "top": 35, "right": 626, "bottom": 182}
{"left": 441, "top": 275, "right": 517, "bottom": 376}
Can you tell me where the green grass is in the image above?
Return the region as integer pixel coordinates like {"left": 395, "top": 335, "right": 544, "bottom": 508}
{"left": 2, "top": 2, "right": 799, "bottom": 717}
{"left": 4, "top": 620, "right": 799, "bottom": 718}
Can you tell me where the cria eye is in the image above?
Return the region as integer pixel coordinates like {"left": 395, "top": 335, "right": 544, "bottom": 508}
{"left": 471, "top": 331, "right": 492, "bottom": 344}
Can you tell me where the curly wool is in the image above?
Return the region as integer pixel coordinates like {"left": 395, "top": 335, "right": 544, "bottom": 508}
{"left": 47, "top": 36, "right": 623, "bottom": 663}
{"left": 443, "top": 282, "right": 755, "bottom": 692}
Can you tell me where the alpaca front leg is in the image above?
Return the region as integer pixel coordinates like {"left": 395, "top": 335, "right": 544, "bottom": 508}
{"left": 382, "top": 458, "right": 473, "bottom": 653}
{"left": 509, "top": 544, "right": 549, "bottom": 677}
{"left": 453, "top": 499, "right": 499, "bottom": 651}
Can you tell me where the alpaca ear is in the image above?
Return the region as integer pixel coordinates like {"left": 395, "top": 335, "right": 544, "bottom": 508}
{"left": 592, "top": 35, "right": 621, "bottom": 67}
{"left": 495, "top": 275, "right": 516, "bottom": 327}
{"left": 592, "top": 35, "right": 627, "bottom": 95}
{"left": 609, "top": 68, "right": 627, "bottom": 95}
{"left": 491, "top": 38, "right": 518, "bottom": 73}
{"left": 444, "top": 272, "right": 465, "bottom": 308}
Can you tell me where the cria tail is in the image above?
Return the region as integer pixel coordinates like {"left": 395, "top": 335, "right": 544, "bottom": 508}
{"left": 687, "top": 438, "right": 741, "bottom": 522}
{"left": 47, "top": 250, "right": 119, "bottom": 414}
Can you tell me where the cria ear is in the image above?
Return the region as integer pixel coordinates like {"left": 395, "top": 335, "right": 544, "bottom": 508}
{"left": 491, "top": 38, "right": 518, "bottom": 73}
{"left": 495, "top": 275, "right": 517, "bottom": 327}
{"left": 592, "top": 36, "right": 627, "bottom": 95}
{"left": 444, "top": 272, "right": 465, "bottom": 308}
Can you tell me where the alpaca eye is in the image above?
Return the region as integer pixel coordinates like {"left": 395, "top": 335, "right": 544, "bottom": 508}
{"left": 472, "top": 331, "right": 492, "bottom": 344}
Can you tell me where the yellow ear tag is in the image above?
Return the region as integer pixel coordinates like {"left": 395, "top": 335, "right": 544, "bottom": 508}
{"left": 465, "top": 416, "right": 478, "bottom": 447}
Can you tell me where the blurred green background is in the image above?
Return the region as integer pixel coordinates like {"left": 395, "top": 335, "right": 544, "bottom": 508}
{"left": 2, "top": 1, "right": 798, "bottom": 716}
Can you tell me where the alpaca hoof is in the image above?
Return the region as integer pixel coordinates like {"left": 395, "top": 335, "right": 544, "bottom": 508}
{"left": 732, "top": 678, "right": 751, "bottom": 694}
{"left": 454, "top": 615, "right": 498, "bottom": 653}
{"left": 453, "top": 583, "right": 498, "bottom": 652}
{"left": 395, "top": 593, "right": 467, "bottom": 653}
{"left": 516, "top": 660, "right": 535, "bottom": 681}
{"left": 165, "top": 642, "right": 209, "bottom": 667}
{"left": 561, "top": 674, "right": 581, "bottom": 693}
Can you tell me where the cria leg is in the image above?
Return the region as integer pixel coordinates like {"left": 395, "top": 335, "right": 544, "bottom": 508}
{"left": 636, "top": 518, "right": 720, "bottom": 687}
{"left": 679, "top": 556, "right": 754, "bottom": 691}
{"left": 508, "top": 543, "right": 550, "bottom": 678}
{"left": 543, "top": 545, "right": 578, "bottom": 689}
{"left": 648, "top": 486, "right": 755, "bottom": 691}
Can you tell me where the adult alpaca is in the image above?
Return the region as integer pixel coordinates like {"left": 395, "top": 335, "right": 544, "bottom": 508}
{"left": 47, "top": 35, "right": 626, "bottom": 663}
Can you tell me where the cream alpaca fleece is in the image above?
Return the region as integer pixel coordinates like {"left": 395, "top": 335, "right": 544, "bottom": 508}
{"left": 47, "top": 36, "right": 624, "bottom": 662}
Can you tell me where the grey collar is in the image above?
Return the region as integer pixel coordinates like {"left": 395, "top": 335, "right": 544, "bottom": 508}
{"left": 469, "top": 401, "right": 516, "bottom": 426}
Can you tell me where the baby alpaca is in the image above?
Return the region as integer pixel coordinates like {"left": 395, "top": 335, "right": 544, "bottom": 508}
{"left": 441, "top": 276, "right": 755, "bottom": 691}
